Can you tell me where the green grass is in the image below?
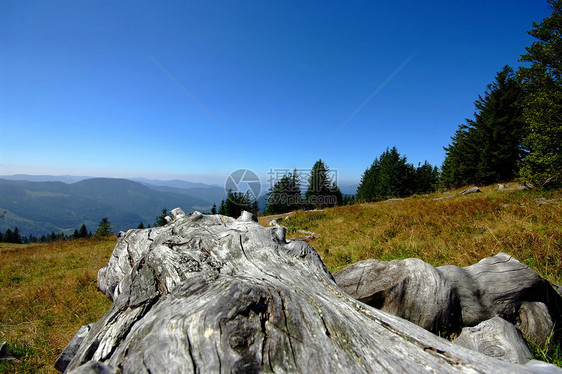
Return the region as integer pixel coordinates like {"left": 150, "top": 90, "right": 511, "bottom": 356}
{"left": 529, "top": 326, "right": 562, "bottom": 367}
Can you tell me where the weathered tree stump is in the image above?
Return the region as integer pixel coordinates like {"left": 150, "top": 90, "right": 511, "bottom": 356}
{"left": 58, "top": 210, "right": 560, "bottom": 373}
{"left": 452, "top": 317, "right": 532, "bottom": 364}
{"left": 335, "top": 253, "right": 562, "bottom": 350}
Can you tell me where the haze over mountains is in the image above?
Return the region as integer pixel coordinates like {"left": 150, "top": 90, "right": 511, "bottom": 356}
{"left": 0, "top": 175, "right": 360, "bottom": 238}
{"left": 0, "top": 175, "right": 226, "bottom": 237}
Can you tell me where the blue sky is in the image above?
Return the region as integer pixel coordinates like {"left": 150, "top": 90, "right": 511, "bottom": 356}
{"left": 0, "top": 1, "right": 552, "bottom": 185}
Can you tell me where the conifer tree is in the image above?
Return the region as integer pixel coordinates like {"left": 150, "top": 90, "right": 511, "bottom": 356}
{"left": 154, "top": 208, "right": 168, "bottom": 227}
{"left": 357, "top": 147, "right": 415, "bottom": 201}
{"left": 305, "top": 160, "right": 341, "bottom": 208}
{"left": 518, "top": 0, "right": 562, "bottom": 187}
{"left": 266, "top": 174, "right": 294, "bottom": 214}
{"left": 440, "top": 66, "right": 525, "bottom": 188}
{"left": 137, "top": 222, "right": 145, "bottom": 229}
{"left": 79, "top": 224, "right": 89, "bottom": 238}
{"left": 211, "top": 203, "right": 217, "bottom": 215}
{"left": 95, "top": 217, "right": 113, "bottom": 237}
{"left": 4, "top": 228, "right": 13, "bottom": 243}
{"left": 218, "top": 200, "right": 226, "bottom": 215}
{"left": 414, "top": 161, "right": 440, "bottom": 194}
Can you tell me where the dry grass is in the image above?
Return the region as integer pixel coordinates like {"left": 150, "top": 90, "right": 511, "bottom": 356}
{"left": 259, "top": 186, "right": 562, "bottom": 284}
{"left": 1, "top": 187, "right": 560, "bottom": 372}
{"left": 0, "top": 238, "right": 115, "bottom": 373}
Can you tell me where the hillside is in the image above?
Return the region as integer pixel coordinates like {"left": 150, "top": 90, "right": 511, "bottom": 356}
{"left": 0, "top": 185, "right": 560, "bottom": 372}
{"left": 0, "top": 178, "right": 216, "bottom": 237}
{"left": 259, "top": 185, "right": 562, "bottom": 285}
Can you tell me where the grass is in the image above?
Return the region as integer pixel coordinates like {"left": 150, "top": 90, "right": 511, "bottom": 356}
{"left": 259, "top": 184, "right": 562, "bottom": 367}
{"left": 1, "top": 186, "right": 560, "bottom": 372}
{"left": 259, "top": 186, "right": 562, "bottom": 285}
{"left": 0, "top": 238, "right": 115, "bottom": 373}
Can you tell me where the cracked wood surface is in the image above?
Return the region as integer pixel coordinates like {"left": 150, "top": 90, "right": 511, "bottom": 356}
{"left": 58, "top": 209, "right": 547, "bottom": 373}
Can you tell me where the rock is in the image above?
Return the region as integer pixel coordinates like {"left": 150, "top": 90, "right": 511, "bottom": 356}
{"left": 58, "top": 209, "right": 542, "bottom": 373}
{"left": 333, "top": 258, "right": 462, "bottom": 334}
{"left": 452, "top": 317, "right": 532, "bottom": 364}
{"left": 459, "top": 187, "right": 481, "bottom": 195}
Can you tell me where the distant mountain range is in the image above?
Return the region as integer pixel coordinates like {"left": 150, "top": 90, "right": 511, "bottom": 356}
{"left": 0, "top": 175, "right": 359, "bottom": 238}
{"left": 0, "top": 176, "right": 227, "bottom": 237}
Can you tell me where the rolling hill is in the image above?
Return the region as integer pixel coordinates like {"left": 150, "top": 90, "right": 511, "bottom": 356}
{"left": 0, "top": 177, "right": 221, "bottom": 237}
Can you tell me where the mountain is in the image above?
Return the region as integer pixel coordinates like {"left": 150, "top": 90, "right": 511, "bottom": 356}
{"left": 131, "top": 177, "right": 220, "bottom": 189}
{"left": 339, "top": 183, "right": 359, "bottom": 195}
{"left": 0, "top": 178, "right": 217, "bottom": 237}
{"left": 0, "top": 174, "right": 90, "bottom": 184}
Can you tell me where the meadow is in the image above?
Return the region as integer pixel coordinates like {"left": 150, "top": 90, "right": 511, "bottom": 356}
{"left": 1, "top": 185, "right": 560, "bottom": 372}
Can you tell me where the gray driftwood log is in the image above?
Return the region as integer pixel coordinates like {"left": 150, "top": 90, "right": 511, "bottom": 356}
{"left": 58, "top": 209, "right": 558, "bottom": 373}
{"left": 334, "top": 254, "right": 561, "bottom": 348}
{"left": 453, "top": 317, "right": 532, "bottom": 364}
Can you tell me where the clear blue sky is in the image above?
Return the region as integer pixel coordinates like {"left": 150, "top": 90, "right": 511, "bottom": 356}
{"left": 0, "top": 1, "right": 552, "bottom": 185}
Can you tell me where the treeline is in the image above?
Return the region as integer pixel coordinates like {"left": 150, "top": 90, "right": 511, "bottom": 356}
{"left": 215, "top": 191, "right": 260, "bottom": 218}
{"left": 357, "top": 147, "right": 439, "bottom": 202}
{"left": 0, "top": 217, "right": 117, "bottom": 244}
{"left": 442, "top": 1, "right": 561, "bottom": 188}
{"left": 0, "top": 224, "right": 91, "bottom": 244}
{"left": 264, "top": 160, "right": 344, "bottom": 215}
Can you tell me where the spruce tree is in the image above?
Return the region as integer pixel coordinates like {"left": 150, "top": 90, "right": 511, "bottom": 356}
{"left": 414, "top": 161, "right": 439, "bottom": 194}
{"left": 79, "top": 224, "right": 89, "bottom": 238}
{"left": 357, "top": 147, "right": 415, "bottom": 201}
{"left": 95, "top": 217, "right": 113, "bottom": 237}
{"left": 472, "top": 66, "right": 525, "bottom": 184}
{"left": 211, "top": 203, "right": 217, "bottom": 215}
{"left": 4, "top": 229, "right": 13, "bottom": 243}
{"left": 305, "top": 160, "right": 341, "bottom": 208}
{"left": 518, "top": 0, "right": 562, "bottom": 187}
{"left": 154, "top": 208, "right": 168, "bottom": 227}
{"left": 266, "top": 175, "right": 292, "bottom": 214}
{"left": 218, "top": 200, "right": 226, "bottom": 215}
{"left": 441, "top": 66, "right": 525, "bottom": 188}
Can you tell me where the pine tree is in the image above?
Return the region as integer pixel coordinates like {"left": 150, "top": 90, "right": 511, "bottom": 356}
{"left": 95, "top": 217, "right": 113, "bottom": 237}
{"left": 137, "top": 222, "right": 145, "bottom": 229}
{"left": 414, "top": 161, "right": 439, "bottom": 194}
{"left": 250, "top": 199, "right": 259, "bottom": 216}
{"left": 154, "top": 208, "right": 168, "bottom": 227}
{"left": 218, "top": 200, "right": 226, "bottom": 215}
{"left": 305, "top": 160, "right": 341, "bottom": 208}
{"left": 211, "top": 203, "right": 217, "bottom": 215}
{"left": 4, "top": 229, "right": 13, "bottom": 243}
{"left": 79, "top": 224, "right": 89, "bottom": 238}
{"left": 266, "top": 175, "right": 293, "bottom": 214}
{"left": 518, "top": 0, "right": 562, "bottom": 187}
{"left": 473, "top": 66, "right": 525, "bottom": 184}
{"left": 440, "top": 66, "right": 525, "bottom": 188}
{"left": 357, "top": 147, "right": 415, "bottom": 201}
{"left": 219, "top": 189, "right": 251, "bottom": 218}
